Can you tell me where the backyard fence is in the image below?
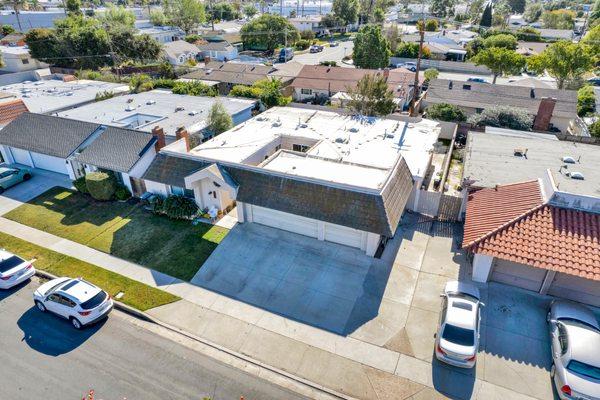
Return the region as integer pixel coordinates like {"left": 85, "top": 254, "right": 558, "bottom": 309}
{"left": 412, "top": 189, "right": 462, "bottom": 221}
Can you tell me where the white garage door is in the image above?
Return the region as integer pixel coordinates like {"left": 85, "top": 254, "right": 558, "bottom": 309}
{"left": 10, "top": 148, "right": 32, "bottom": 166}
{"left": 251, "top": 205, "right": 319, "bottom": 238}
{"left": 548, "top": 273, "right": 600, "bottom": 307}
{"left": 324, "top": 223, "right": 363, "bottom": 248}
{"left": 30, "top": 152, "right": 68, "bottom": 175}
{"left": 491, "top": 259, "right": 546, "bottom": 292}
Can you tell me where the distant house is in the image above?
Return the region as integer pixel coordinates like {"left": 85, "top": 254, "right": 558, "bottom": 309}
{"left": 0, "top": 46, "right": 48, "bottom": 73}
{"left": 0, "top": 99, "right": 28, "bottom": 129}
{"left": 137, "top": 25, "right": 185, "bottom": 44}
{"left": 0, "top": 33, "right": 25, "bottom": 47}
{"left": 289, "top": 15, "right": 328, "bottom": 36}
{"left": 537, "top": 28, "right": 574, "bottom": 41}
{"left": 195, "top": 40, "right": 238, "bottom": 62}
{"left": 425, "top": 79, "right": 578, "bottom": 132}
{"left": 163, "top": 40, "right": 200, "bottom": 66}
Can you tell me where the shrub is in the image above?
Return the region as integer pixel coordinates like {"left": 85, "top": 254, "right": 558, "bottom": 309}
{"left": 426, "top": 103, "right": 466, "bottom": 122}
{"left": 114, "top": 184, "right": 132, "bottom": 201}
{"left": 295, "top": 39, "right": 311, "bottom": 50}
{"left": 185, "top": 34, "right": 202, "bottom": 43}
{"left": 482, "top": 33, "right": 518, "bottom": 50}
{"left": 85, "top": 172, "right": 116, "bottom": 201}
{"left": 424, "top": 19, "right": 438, "bottom": 32}
{"left": 468, "top": 106, "right": 533, "bottom": 131}
{"left": 129, "top": 74, "right": 154, "bottom": 93}
{"left": 229, "top": 84, "right": 262, "bottom": 98}
{"left": 152, "top": 78, "right": 176, "bottom": 89}
{"left": 172, "top": 81, "right": 217, "bottom": 97}
{"left": 162, "top": 195, "right": 199, "bottom": 219}
{"left": 319, "top": 61, "right": 337, "bottom": 66}
{"left": 589, "top": 120, "right": 600, "bottom": 138}
{"left": 95, "top": 90, "right": 115, "bottom": 101}
{"left": 577, "top": 85, "right": 596, "bottom": 117}
{"left": 423, "top": 68, "right": 439, "bottom": 82}
{"left": 300, "top": 30, "right": 315, "bottom": 40}
{"left": 73, "top": 176, "right": 88, "bottom": 194}
{"left": 516, "top": 27, "right": 542, "bottom": 41}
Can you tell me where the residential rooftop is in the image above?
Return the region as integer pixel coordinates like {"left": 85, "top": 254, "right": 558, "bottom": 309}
{"left": 56, "top": 89, "right": 256, "bottom": 137}
{"left": 0, "top": 79, "right": 129, "bottom": 113}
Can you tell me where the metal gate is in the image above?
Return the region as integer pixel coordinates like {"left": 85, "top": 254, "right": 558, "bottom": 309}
{"left": 438, "top": 194, "right": 462, "bottom": 221}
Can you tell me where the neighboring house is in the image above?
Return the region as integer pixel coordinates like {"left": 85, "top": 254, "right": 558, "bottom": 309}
{"left": 424, "top": 41, "right": 467, "bottom": 62}
{"left": 516, "top": 41, "right": 550, "bottom": 56}
{"left": 505, "top": 76, "right": 556, "bottom": 89}
{"left": 0, "top": 113, "right": 156, "bottom": 196}
{"left": 0, "top": 10, "right": 65, "bottom": 31}
{"left": 142, "top": 106, "right": 441, "bottom": 256}
{"left": 0, "top": 98, "right": 28, "bottom": 129}
{"left": 426, "top": 79, "right": 578, "bottom": 132}
{"left": 289, "top": 15, "right": 328, "bottom": 36}
{"left": 56, "top": 89, "right": 256, "bottom": 141}
{"left": 137, "top": 25, "right": 185, "bottom": 44}
{"left": 0, "top": 33, "right": 25, "bottom": 46}
{"left": 508, "top": 14, "right": 527, "bottom": 28}
{"left": 267, "top": 0, "right": 333, "bottom": 16}
{"left": 401, "top": 3, "right": 432, "bottom": 22}
{"left": 537, "top": 28, "right": 574, "bottom": 41}
{"left": 163, "top": 40, "right": 200, "bottom": 66}
{"left": 402, "top": 33, "right": 470, "bottom": 61}
{"left": 195, "top": 40, "right": 238, "bottom": 62}
{"left": 0, "top": 46, "right": 48, "bottom": 73}
{"left": 291, "top": 65, "right": 421, "bottom": 110}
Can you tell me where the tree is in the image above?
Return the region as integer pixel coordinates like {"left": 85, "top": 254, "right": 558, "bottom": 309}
{"left": 424, "top": 19, "right": 439, "bottom": 31}
{"left": 482, "top": 33, "right": 517, "bottom": 50}
{"left": 322, "top": 13, "right": 341, "bottom": 28}
{"left": 394, "top": 42, "right": 431, "bottom": 58}
{"left": 423, "top": 68, "right": 439, "bottom": 82}
{"left": 506, "top": 0, "right": 525, "bottom": 13}
{"left": 589, "top": 120, "right": 600, "bottom": 138}
{"left": 577, "top": 86, "right": 596, "bottom": 117}
{"left": 353, "top": 25, "right": 390, "bottom": 69}
{"left": 207, "top": 101, "right": 233, "bottom": 135}
{"left": 230, "top": 78, "right": 290, "bottom": 108}
{"left": 100, "top": 5, "right": 135, "bottom": 27}
{"left": 430, "top": 0, "right": 455, "bottom": 18}
{"left": 241, "top": 14, "right": 299, "bottom": 51}
{"left": 1, "top": 24, "right": 15, "bottom": 36}
{"left": 471, "top": 47, "right": 525, "bottom": 83}
{"left": 426, "top": 103, "right": 466, "bottom": 122}
{"left": 466, "top": 37, "right": 484, "bottom": 58}
{"left": 3, "top": 0, "right": 27, "bottom": 31}
{"left": 66, "top": 0, "right": 82, "bottom": 15}
{"left": 468, "top": 0, "right": 484, "bottom": 22}
{"left": 209, "top": 2, "right": 240, "bottom": 21}
{"left": 468, "top": 106, "right": 533, "bottom": 130}
{"left": 480, "top": 1, "right": 492, "bottom": 27}
{"left": 347, "top": 74, "right": 395, "bottom": 116}
{"left": 527, "top": 41, "right": 594, "bottom": 89}
{"left": 581, "top": 25, "right": 600, "bottom": 64}
{"left": 386, "top": 24, "right": 399, "bottom": 53}
{"left": 162, "top": 0, "right": 205, "bottom": 34}
{"left": 332, "top": 0, "right": 359, "bottom": 26}
{"left": 541, "top": 9, "right": 575, "bottom": 29}
{"left": 516, "top": 27, "right": 541, "bottom": 41}
{"left": 243, "top": 4, "right": 257, "bottom": 18}
{"left": 150, "top": 9, "right": 168, "bottom": 26}
{"left": 524, "top": 3, "right": 543, "bottom": 22}
{"left": 374, "top": 7, "right": 385, "bottom": 23}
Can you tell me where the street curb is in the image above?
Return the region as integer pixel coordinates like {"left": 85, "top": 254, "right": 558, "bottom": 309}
{"left": 34, "top": 271, "right": 353, "bottom": 400}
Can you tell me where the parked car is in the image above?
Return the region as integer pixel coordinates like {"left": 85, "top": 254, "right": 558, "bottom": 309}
{"left": 434, "top": 281, "right": 482, "bottom": 368}
{"left": 309, "top": 45, "right": 324, "bottom": 53}
{"left": 0, "top": 165, "right": 32, "bottom": 194}
{"left": 587, "top": 77, "right": 600, "bottom": 87}
{"left": 467, "top": 77, "right": 489, "bottom": 84}
{"left": 278, "top": 47, "right": 294, "bottom": 62}
{"left": 34, "top": 277, "right": 113, "bottom": 329}
{"left": 329, "top": 41, "right": 339, "bottom": 47}
{"left": 396, "top": 62, "right": 417, "bottom": 72}
{"left": 547, "top": 300, "right": 600, "bottom": 400}
{"left": 0, "top": 250, "right": 35, "bottom": 289}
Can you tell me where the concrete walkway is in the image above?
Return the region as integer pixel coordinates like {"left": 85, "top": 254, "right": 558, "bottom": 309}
{"left": 0, "top": 216, "right": 541, "bottom": 400}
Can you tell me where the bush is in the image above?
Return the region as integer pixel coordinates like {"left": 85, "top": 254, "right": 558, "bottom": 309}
{"left": 85, "top": 172, "right": 116, "bottom": 201}
{"left": 395, "top": 42, "right": 431, "bottom": 59}
{"left": 516, "top": 27, "right": 542, "bottom": 41}
{"left": 129, "top": 74, "right": 154, "bottom": 93}
{"left": 95, "top": 90, "right": 115, "bottom": 101}
{"left": 229, "top": 84, "right": 262, "bottom": 98}
{"left": 114, "top": 184, "right": 132, "bottom": 201}
{"left": 320, "top": 61, "right": 338, "bottom": 66}
{"left": 423, "top": 68, "right": 439, "bottom": 82}
{"left": 162, "top": 195, "right": 199, "bottom": 219}
{"left": 73, "top": 176, "right": 88, "bottom": 194}
{"left": 424, "top": 19, "right": 438, "bottom": 31}
{"left": 300, "top": 30, "right": 315, "bottom": 40}
{"left": 590, "top": 120, "right": 600, "bottom": 138}
{"left": 426, "top": 103, "right": 466, "bottom": 122}
{"left": 468, "top": 106, "right": 533, "bottom": 131}
{"left": 152, "top": 78, "right": 176, "bottom": 89}
{"left": 172, "top": 81, "right": 217, "bottom": 97}
{"left": 577, "top": 85, "right": 596, "bottom": 117}
{"left": 295, "top": 39, "right": 311, "bottom": 50}
{"left": 482, "top": 33, "right": 518, "bottom": 50}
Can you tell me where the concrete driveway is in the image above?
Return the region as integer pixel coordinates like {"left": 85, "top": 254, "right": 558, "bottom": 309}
{"left": 0, "top": 167, "right": 72, "bottom": 215}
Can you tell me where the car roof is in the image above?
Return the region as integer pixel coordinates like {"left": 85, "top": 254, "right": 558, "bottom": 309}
{"left": 0, "top": 249, "right": 15, "bottom": 260}
{"left": 57, "top": 278, "right": 101, "bottom": 303}
{"left": 444, "top": 280, "right": 480, "bottom": 300}
{"left": 553, "top": 301, "right": 600, "bottom": 330}
{"left": 564, "top": 322, "right": 600, "bottom": 367}
{"left": 446, "top": 297, "right": 477, "bottom": 330}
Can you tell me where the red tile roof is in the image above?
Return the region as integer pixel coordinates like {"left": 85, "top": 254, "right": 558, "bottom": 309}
{"left": 0, "top": 99, "right": 29, "bottom": 126}
{"left": 463, "top": 181, "right": 600, "bottom": 281}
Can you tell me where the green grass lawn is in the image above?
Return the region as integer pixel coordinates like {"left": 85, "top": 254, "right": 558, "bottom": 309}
{"left": 0, "top": 232, "right": 180, "bottom": 311}
{"left": 4, "top": 187, "right": 229, "bottom": 281}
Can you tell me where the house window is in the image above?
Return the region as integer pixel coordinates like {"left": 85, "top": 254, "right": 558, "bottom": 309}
{"left": 170, "top": 186, "right": 194, "bottom": 198}
{"left": 300, "top": 88, "right": 312, "bottom": 95}
{"left": 475, "top": 108, "right": 483, "bottom": 114}
{"left": 22, "top": 58, "right": 29, "bottom": 64}
{"left": 293, "top": 144, "right": 309, "bottom": 152}
{"left": 462, "top": 84, "right": 471, "bottom": 90}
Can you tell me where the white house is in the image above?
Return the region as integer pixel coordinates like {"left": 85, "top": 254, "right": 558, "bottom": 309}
{"left": 195, "top": 41, "right": 238, "bottom": 62}
{"left": 163, "top": 40, "right": 200, "bottom": 65}
{"left": 0, "top": 46, "right": 48, "bottom": 73}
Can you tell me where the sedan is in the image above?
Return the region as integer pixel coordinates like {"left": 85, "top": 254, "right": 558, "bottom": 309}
{"left": 548, "top": 300, "right": 600, "bottom": 400}
{"left": 329, "top": 41, "right": 339, "bottom": 47}
{"left": 309, "top": 45, "right": 324, "bottom": 53}
{"left": 0, "top": 250, "right": 35, "bottom": 289}
{"left": 587, "top": 77, "right": 600, "bottom": 87}
{"left": 34, "top": 277, "right": 113, "bottom": 329}
{"left": 435, "top": 281, "right": 482, "bottom": 368}
{"left": 0, "top": 165, "right": 32, "bottom": 194}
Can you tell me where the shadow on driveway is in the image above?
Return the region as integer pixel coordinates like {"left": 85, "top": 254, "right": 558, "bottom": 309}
{"left": 431, "top": 354, "right": 476, "bottom": 400}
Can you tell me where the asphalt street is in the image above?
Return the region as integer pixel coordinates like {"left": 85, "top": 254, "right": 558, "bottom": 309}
{"left": 0, "top": 278, "right": 309, "bottom": 400}
{"left": 293, "top": 41, "right": 354, "bottom": 67}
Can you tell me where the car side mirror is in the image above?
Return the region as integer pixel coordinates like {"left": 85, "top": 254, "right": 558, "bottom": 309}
{"left": 439, "top": 293, "right": 445, "bottom": 298}
{"left": 479, "top": 302, "right": 485, "bottom": 307}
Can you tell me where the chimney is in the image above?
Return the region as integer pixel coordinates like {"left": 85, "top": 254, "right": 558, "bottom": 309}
{"left": 533, "top": 97, "right": 556, "bottom": 132}
{"left": 176, "top": 126, "right": 191, "bottom": 152}
{"left": 152, "top": 126, "right": 166, "bottom": 152}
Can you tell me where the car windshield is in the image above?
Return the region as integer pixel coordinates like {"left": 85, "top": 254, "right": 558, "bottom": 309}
{"left": 442, "top": 324, "right": 475, "bottom": 346}
{"left": 558, "top": 318, "right": 600, "bottom": 332}
{"left": 0, "top": 255, "right": 25, "bottom": 273}
{"left": 43, "top": 280, "right": 69, "bottom": 296}
{"left": 567, "top": 360, "right": 600, "bottom": 380}
{"left": 80, "top": 291, "right": 107, "bottom": 310}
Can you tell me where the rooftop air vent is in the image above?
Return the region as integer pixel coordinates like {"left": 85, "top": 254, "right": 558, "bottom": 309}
{"left": 514, "top": 148, "right": 528, "bottom": 158}
{"left": 188, "top": 110, "right": 198, "bottom": 116}
{"left": 335, "top": 137, "right": 345, "bottom": 143}
{"left": 146, "top": 100, "right": 156, "bottom": 105}
{"left": 462, "top": 84, "right": 471, "bottom": 90}
{"left": 125, "top": 105, "right": 135, "bottom": 111}
{"left": 349, "top": 127, "right": 359, "bottom": 133}
{"left": 272, "top": 119, "right": 282, "bottom": 127}
{"left": 569, "top": 172, "right": 584, "bottom": 180}
{"left": 175, "top": 105, "right": 185, "bottom": 111}
{"left": 562, "top": 156, "right": 576, "bottom": 164}
{"left": 530, "top": 88, "right": 535, "bottom": 98}
{"left": 299, "top": 123, "right": 308, "bottom": 128}
{"left": 448, "top": 81, "right": 453, "bottom": 90}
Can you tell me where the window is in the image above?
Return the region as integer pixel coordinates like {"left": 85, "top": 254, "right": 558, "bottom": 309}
{"left": 80, "top": 291, "right": 107, "bottom": 310}
{"left": 441, "top": 324, "right": 475, "bottom": 346}
{"left": 475, "top": 108, "right": 483, "bottom": 114}
{"left": 567, "top": 360, "right": 600, "bottom": 380}
{"left": 300, "top": 88, "right": 312, "bottom": 95}
{"left": 462, "top": 84, "right": 471, "bottom": 90}
{"left": 557, "top": 323, "right": 569, "bottom": 355}
{"left": 170, "top": 186, "right": 194, "bottom": 198}
{"left": 293, "top": 144, "right": 309, "bottom": 152}
{"left": 0, "top": 255, "right": 25, "bottom": 273}
{"left": 21, "top": 58, "right": 29, "bottom": 64}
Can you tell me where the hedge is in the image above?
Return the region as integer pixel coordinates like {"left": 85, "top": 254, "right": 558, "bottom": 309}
{"left": 85, "top": 172, "right": 116, "bottom": 201}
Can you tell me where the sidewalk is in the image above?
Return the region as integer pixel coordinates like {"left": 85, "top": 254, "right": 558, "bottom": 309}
{"left": 0, "top": 217, "right": 540, "bottom": 400}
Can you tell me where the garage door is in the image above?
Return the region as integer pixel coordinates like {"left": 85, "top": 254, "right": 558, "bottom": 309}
{"left": 30, "top": 152, "right": 68, "bottom": 175}
{"left": 10, "top": 148, "right": 32, "bottom": 166}
{"left": 548, "top": 273, "right": 600, "bottom": 307}
{"left": 251, "top": 205, "right": 318, "bottom": 238}
{"left": 324, "top": 223, "right": 363, "bottom": 248}
{"left": 491, "top": 259, "right": 546, "bottom": 292}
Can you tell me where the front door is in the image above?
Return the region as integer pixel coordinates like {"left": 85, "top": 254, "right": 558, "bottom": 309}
{"left": 129, "top": 177, "right": 147, "bottom": 197}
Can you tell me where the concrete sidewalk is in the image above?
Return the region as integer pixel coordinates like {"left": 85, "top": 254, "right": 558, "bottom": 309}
{"left": 0, "top": 217, "right": 542, "bottom": 400}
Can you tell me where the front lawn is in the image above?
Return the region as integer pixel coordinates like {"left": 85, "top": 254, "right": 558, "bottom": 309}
{"left": 4, "top": 187, "right": 229, "bottom": 281}
{"left": 0, "top": 232, "right": 180, "bottom": 311}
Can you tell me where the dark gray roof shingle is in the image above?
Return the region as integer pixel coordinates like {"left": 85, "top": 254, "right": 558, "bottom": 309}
{"left": 0, "top": 113, "right": 99, "bottom": 158}
{"left": 142, "top": 153, "right": 208, "bottom": 187}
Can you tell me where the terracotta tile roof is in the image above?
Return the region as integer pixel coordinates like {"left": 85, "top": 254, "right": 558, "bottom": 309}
{"left": 463, "top": 181, "right": 600, "bottom": 281}
{"left": 0, "top": 99, "right": 29, "bottom": 126}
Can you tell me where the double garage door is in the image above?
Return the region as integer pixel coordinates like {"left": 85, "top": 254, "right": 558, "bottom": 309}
{"left": 9, "top": 147, "right": 69, "bottom": 175}
{"left": 250, "top": 205, "right": 365, "bottom": 249}
{"left": 491, "top": 259, "right": 600, "bottom": 307}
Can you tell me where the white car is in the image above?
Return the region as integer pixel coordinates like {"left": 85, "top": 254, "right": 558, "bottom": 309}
{"left": 548, "top": 300, "right": 600, "bottom": 400}
{"left": 0, "top": 249, "right": 35, "bottom": 289}
{"left": 435, "top": 281, "right": 482, "bottom": 368}
{"left": 33, "top": 277, "right": 113, "bottom": 329}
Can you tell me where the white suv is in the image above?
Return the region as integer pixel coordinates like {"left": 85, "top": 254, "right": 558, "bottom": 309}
{"left": 33, "top": 277, "right": 113, "bottom": 329}
{"left": 0, "top": 249, "right": 36, "bottom": 289}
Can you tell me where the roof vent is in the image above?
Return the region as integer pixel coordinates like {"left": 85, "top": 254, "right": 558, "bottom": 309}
{"left": 562, "top": 156, "right": 576, "bottom": 164}
{"left": 125, "top": 105, "right": 136, "bottom": 111}
{"left": 569, "top": 171, "right": 584, "bottom": 180}
{"left": 462, "top": 84, "right": 471, "bottom": 90}
{"left": 272, "top": 118, "right": 282, "bottom": 127}
{"left": 514, "top": 148, "right": 528, "bottom": 158}
{"left": 335, "top": 137, "right": 345, "bottom": 143}
{"left": 349, "top": 127, "right": 359, "bottom": 133}
{"left": 188, "top": 110, "right": 198, "bottom": 116}
{"left": 146, "top": 100, "right": 156, "bottom": 105}
{"left": 448, "top": 81, "right": 453, "bottom": 90}
{"left": 299, "top": 123, "right": 308, "bottom": 128}
{"left": 530, "top": 88, "right": 535, "bottom": 98}
{"left": 175, "top": 105, "right": 185, "bottom": 111}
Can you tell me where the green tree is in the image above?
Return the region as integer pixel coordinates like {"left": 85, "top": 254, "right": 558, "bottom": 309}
{"left": 591, "top": 0, "right": 600, "bottom": 24}
{"left": 541, "top": 9, "right": 575, "bottom": 29}
{"left": 480, "top": 1, "right": 492, "bottom": 27}
{"left": 527, "top": 41, "right": 594, "bottom": 89}
{"left": 1, "top": 24, "right": 15, "bottom": 36}
{"left": 423, "top": 68, "right": 439, "bottom": 82}
{"left": 581, "top": 25, "right": 600, "bottom": 64}
{"left": 353, "top": 25, "right": 390, "bottom": 69}
{"left": 207, "top": 101, "right": 233, "bottom": 135}
{"left": 424, "top": 19, "right": 439, "bottom": 31}
{"left": 243, "top": 4, "right": 257, "bottom": 18}
{"left": 229, "top": 78, "right": 290, "bottom": 108}
{"left": 66, "top": 0, "right": 82, "bottom": 15}
{"left": 516, "top": 27, "right": 541, "bottom": 41}
{"left": 100, "top": 5, "right": 135, "bottom": 27}
{"left": 589, "top": 120, "right": 600, "bottom": 138}
{"left": 471, "top": 47, "right": 525, "bottom": 83}
{"left": 374, "top": 7, "right": 385, "bottom": 23}
{"left": 426, "top": 103, "right": 466, "bottom": 122}
{"left": 347, "top": 74, "right": 396, "bottom": 116}
{"left": 209, "top": 2, "right": 240, "bottom": 21}
{"left": 163, "top": 0, "right": 205, "bottom": 34}
{"left": 394, "top": 41, "right": 431, "bottom": 58}
{"left": 332, "top": 0, "right": 359, "bottom": 25}
{"left": 466, "top": 37, "right": 484, "bottom": 58}
{"left": 577, "top": 85, "right": 596, "bottom": 117}
{"left": 150, "top": 9, "right": 168, "bottom": 25}
{"left": 506, "top": 0, "right": 525, "bottom": 13}
{"left": 241, "top": 14, "right": 299, "bottom": 51}
{"left": 524, "top": 3, "right": 543, "bottom": 22}
{"left": 468, "top": 106, "right": 533, "bottom": 130}
{"left": 468, "top": 0, "right": 484, "bottom": 22}
{"left": 430, "top": 0, "right": 455, "bottom": 18}
{"left": 482, "top": 33, "right": 517, "bottom": 49}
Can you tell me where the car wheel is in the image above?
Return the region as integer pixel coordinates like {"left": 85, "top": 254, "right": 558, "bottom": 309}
{"left": 23, "top": 174, "right": 31, "bottom": 181}
{"left": 35, "top": 301, "right": 46, "bottom": 312}
{"left": 70, "top": 317, "right": 83, "bottom": 330}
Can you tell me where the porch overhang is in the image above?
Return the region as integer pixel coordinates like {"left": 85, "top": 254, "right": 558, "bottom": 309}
{"left": 184, "top": 163, "right": 239, "bottom": 198}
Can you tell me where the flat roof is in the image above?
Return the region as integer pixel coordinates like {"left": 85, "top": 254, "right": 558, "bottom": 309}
{"left": 0, "top": 79, "right": 129, "bottom": 113}
{"left": 464, "top": 128, "right": 600, "bottom": 197}
{"left": 57, "top": 89, "right": 256, "bottom": 137}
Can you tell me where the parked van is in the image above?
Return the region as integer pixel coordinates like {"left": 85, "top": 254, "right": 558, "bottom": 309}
{"left": 278, "top": 47, "right": 294, "bottom": 62}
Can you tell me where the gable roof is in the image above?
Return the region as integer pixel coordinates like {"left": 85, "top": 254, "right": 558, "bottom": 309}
{"left": 142, "top": 153, "right": 207, "bottom": 187}
{"left": 181, "top": 61, "right": 278, "bottom": 86}
{"left": 0, "top": 99, "right": 29, "bottom": 127}
{"left": 163, "top": 40, "right": 199, "bottom": 59}
{"left": 463, "top": 181, "right": 600, "bottom": 281}
{"left": 427, "top": 79, "right": 577, "bottom": 118}
{"left": 196, "top": 41, "right": 234, "bottom": 52}
{"left": 73, "top": 126, "right": 155, "bottom": 173}
{"left": 0, "top": 112, "right": 99, "bottom": 158}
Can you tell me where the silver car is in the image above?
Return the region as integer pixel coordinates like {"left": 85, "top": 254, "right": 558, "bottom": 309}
{"left": 548, "top": 300, "right": 600, "bottom": 400}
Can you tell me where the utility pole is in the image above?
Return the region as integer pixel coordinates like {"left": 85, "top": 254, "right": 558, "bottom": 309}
{"left": 280, "top": 0, "right": 283, "bottom": 16}
{"left": 408, "top": 19, "right": 424, "bottom": 116}
{"left": 209, "top": 0, "right": 214, "bottom": 30}
{"left": 105, "top": 25, "right": 120, "bottom": 80}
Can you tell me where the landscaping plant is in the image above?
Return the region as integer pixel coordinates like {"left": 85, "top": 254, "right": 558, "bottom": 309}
{"left": 114, "top": 184, "right": 132, "bottom": 201}
{"left": 85, "top": 172, "right": 117, "bottom": 201}
{"left": 73, "top": 176, "right": 89, "bottom": 194}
